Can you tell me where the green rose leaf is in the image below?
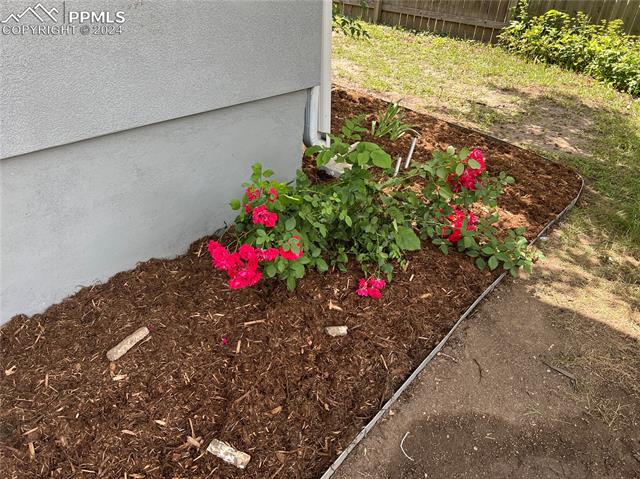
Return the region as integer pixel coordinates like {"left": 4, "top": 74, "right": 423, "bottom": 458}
{"left": 395, "top": 226, "right": 421, "bottom": 251}
{"left": 315, "top": 258, "right": 328, "bottom": 273}
{"left": 265, "top": 263, "right": 277, "bottom": 277}
{"left": 304, "top": 145, "right": 323, "bottom": 157}
{"left": 291, "top": 261, "right": 305, "bottom": 279}
{"left": 356, "top": 152, "right": 369, "bottom": 166}
{"left": 439, "top": 185, "right": 452, "bottom": 200}
{"left": 371, "top": 149, "right": 392, "bottom": 169}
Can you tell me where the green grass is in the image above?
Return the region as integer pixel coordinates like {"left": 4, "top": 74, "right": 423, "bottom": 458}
{"left": 333, "top": 23, "right": 640, "bottom": 259}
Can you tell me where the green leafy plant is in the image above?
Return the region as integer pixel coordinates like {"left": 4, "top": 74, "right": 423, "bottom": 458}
{"left": 225, "top": 158, "right": 418, "bottom": 290}
{"left": 499, "top": 9, "right": 640, "bottom": 96}
{"left": 213, "top": 119, "right": 540, "bottom": 294}
{"left": 305, "top": 134, "right": 393, "bottom": 169}
{"left": 407, "top": 145, "right": 541, "bottom": 277}
{"left": 370, "top": 102, "right": 417, "bottom": 141}
{"left": 340, "top": 114, "right": 368, "bottom": 141}
{"left": 332, "top": 1, "right": 370, "bottom": 39}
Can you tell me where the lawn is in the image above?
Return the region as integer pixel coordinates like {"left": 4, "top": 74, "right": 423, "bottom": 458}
{"left": 333, "top": 23, "right": 640, "bottom": 262}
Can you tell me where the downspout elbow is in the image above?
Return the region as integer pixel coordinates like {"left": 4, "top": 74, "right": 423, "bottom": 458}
{"left": 303, "top": 86, "right": 327, "bottom": 147}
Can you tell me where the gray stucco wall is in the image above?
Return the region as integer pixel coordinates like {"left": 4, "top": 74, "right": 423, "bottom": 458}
{"left": 0, "top": 0, "right": 323, "bottom": 323}
{"left": 1, "top": 90, "right": 308, "bottom": 322}
{"left": 0, "top": 0, "right": 321, "bottom": 159}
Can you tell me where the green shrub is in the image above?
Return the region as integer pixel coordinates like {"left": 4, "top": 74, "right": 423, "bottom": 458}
{"left": 332, "top": 1, "right": 369, "bottom": 39}
{"left": 499, "top": 9, "right": 640, "bottom": 96}
{"left": 212, "top": 110, "right": 540, "bottom": 294}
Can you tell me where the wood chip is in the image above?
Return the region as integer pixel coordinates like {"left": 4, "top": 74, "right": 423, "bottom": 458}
{"left": 5, "top": 365, "right": 17, "bottom": 376}
{"left": 233, "top": 390, "right": 251, "bottom": 404}
{"left": 154, "top": 420, "right": 167, "bottom": 426}
{"left": 328, "top": 301, "right": 343, "bottom": 311}
{"left": 186, "top": 436, "right": 202, "bottom": 448}
{"left": 269, "top": 406, "right": 283, "bottom": 416}
{"left": 106, "top": 327, "right": 150, "bottom": 361}
{"left": 243, "top": 319, "right": 266, "bottom": 326}
{"left": 112, "top": 374, "right": 128, "bottom": 381}
{"left": 121, "top": 429, "right": 137, "bottom": 436}
{"left": 206, "top": 439, "right": 251, "bottom": 469}
{"left": 325, "top": 326, "right": 348, "bottom": 337}
{"left": 28, "top": 442, "right": 35, "bottom": 460}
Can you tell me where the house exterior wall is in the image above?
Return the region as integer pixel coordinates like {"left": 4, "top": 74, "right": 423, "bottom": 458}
{"left": 0, "top": 0, "right": 322, "bottom": 158}
{"left": 0, "top": 0, "right": 323, "bottom": 324}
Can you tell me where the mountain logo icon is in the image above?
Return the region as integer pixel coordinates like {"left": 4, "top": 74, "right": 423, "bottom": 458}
{"left": 1, "top": 3, "right": 59, "bottom": 23}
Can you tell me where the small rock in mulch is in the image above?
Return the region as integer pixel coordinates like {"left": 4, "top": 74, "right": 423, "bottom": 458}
{"left": 206, "top": 439, "right": 251, "bottom": 469}
{"left": 325, "top": 325, "right": 348, "bottom": 337}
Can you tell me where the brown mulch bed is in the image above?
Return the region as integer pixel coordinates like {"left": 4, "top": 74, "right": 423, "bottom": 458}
{"left": 0, "top": 88, "right": 582, "bottom": 479}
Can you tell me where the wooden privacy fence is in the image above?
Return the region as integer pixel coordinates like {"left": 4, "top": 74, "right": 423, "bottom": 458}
{"left": 337, "top": 0, "right": 640, "bottom": 42}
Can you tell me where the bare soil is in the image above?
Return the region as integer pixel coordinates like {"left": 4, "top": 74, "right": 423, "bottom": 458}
{"left": 333, "top": 243, "right": 640, "bottom": 479}
{"left": 0, "top": 89, "right": 581, "bottom": 479}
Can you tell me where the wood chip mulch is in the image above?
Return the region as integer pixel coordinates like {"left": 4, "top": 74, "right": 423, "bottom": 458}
{"left": 0, "top": 88, "right": 582, "bottom": 479}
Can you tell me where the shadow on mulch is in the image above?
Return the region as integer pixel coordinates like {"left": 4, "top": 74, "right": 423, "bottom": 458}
{"left": 0, "top": 88, "right": 582, "bottom": 478}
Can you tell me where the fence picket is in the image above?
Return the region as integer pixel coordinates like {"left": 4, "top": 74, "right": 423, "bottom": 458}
{"left": 337, "top": 0, "right": 640, "bottom": 39}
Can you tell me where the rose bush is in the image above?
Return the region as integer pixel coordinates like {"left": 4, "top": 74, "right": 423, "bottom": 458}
{"left": 209, "top": 111, "right": 540, "bottom": 296}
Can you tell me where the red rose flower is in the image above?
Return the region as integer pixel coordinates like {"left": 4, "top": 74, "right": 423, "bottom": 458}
{"left": 279, "top": 235, "right": 303, "bottom": 260}
{"left": 246, "top": 186, "right": 260, "bottom": 202}
{"left": 252, "top": 204, "right": 278, "bottom": 228}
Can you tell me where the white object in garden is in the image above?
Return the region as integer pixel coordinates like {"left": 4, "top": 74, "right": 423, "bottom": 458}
{"left": 404, "top": 136, "right": 418, "bottom": 169}
{"left": 393, "top": 156, "right": 402, "bottom": 177}
{"left": 322, "top": 158, "right": 352, "bottom": 178}
{"left": 106, "top": 326, "right": 150, "bottom": 361}
{"left": 207, "top": 439, "right": 251, "bottom": 469}
{"left": 325, "top": 326, "right": 348, "bottom": 337}
{"left": 320, "top": 141, "right": 358, "bottom": 178}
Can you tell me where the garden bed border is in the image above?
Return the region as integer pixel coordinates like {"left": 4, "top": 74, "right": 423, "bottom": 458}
{"left": 320, "top": 106, "right": 585, "bottom": 477}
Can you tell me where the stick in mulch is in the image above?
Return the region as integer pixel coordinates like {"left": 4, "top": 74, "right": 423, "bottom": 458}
{"left": 541, "top": 359, "right": 577, "bottom": 390}
{"left": 106, "top": 326, "right": 153, "bottom": 361}
{"left": 206, "top": 439, "right": 251, "bottom": 469}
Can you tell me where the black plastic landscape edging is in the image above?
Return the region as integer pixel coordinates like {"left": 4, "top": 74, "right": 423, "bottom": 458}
{"left": 320, "top": 172, "right": 585, "bottom": 478}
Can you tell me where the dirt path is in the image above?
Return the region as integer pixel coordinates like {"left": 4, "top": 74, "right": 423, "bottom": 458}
{"left": 333, "top": 231, "right": 640, "bottom": 479}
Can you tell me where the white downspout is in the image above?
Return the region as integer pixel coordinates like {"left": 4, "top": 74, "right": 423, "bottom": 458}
{"left": 303, "top": 0, "right": 331, "bottom": 147}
